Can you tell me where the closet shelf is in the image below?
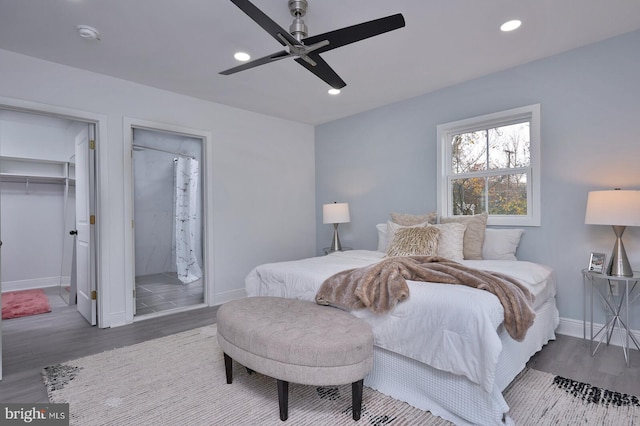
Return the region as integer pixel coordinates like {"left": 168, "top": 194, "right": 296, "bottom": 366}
{"left": 0, "top": 156, "right": 74, "bottom": 184}
{"left": 0, "top": 173, "right": 74, "bottom": 184}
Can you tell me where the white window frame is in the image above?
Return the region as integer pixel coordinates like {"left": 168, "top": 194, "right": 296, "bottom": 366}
{"left": 436, "top": 104, "right": 541, "bottom": 226}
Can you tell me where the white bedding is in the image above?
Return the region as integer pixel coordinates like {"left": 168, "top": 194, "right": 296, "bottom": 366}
{"left": 245, "top": 250, "right": 556, "bottom": 393}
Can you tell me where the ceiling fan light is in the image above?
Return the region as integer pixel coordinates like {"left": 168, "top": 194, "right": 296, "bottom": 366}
{"left": 500, "top": 19, "right": 522, "bottom": 32}
{"left": 328, "top": 88, "right": 341, "bottom": 95}
{"left": 234, "top": 52, "right": 251, "bottom": 62}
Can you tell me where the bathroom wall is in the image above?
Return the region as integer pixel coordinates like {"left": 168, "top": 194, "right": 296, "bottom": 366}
{"left": 132, "top": 128, "right": 203, "bottom": 277}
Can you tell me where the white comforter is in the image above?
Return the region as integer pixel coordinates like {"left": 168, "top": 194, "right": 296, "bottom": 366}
{"left": 245, "top": 250, "right": 555, "bottom": 393}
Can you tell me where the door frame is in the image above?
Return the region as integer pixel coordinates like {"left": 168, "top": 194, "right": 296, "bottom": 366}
{"left": 0, "top": 96, "right": 107, "bottom": 327}
{"left": 123, "top": 117, "right": 215, "bottom": 322}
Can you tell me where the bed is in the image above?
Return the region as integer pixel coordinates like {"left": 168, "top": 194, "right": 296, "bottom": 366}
{"left": 245, "top": 220, "right": 559, "bottom": 425}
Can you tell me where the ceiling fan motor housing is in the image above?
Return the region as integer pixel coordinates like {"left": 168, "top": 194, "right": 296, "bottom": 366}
{"left": 288, "top": 0, "right": 307, "bottom": 16}
{"left": 288, "top": 0, "right": 308, "bottom": 41}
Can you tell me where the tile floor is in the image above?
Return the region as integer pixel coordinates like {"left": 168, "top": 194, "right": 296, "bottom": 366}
{"left": 135, "top": 272, "right": 204, "bottom": 316}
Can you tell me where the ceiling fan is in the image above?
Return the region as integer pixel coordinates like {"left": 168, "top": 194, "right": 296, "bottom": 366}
{"left": 220, "top": 0, "right": 405, "bottom": 89}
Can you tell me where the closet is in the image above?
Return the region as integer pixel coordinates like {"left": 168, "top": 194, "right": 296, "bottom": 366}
{"left": 0, "top": 110, "right": 82, "bottom": 305}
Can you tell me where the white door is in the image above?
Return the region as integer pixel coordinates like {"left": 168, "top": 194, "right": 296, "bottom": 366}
{"left": 1, "top": 235, "right": 3, "bottom": 380}
{"left": 75, "top": 124, "right": 97, "bottom": 325}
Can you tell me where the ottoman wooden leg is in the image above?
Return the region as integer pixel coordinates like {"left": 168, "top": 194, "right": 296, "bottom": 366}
{"left": 277, "top": 379, "right": 289, "bottom": 421}
{"left": 223, "top": 353, "right": 233, "bottom": 384}
{"left": 352, "top": 379, "right": 364, "bottom": 420}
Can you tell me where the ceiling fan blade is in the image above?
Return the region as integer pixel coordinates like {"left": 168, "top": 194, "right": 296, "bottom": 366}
{"left": 294, "top": 54, "right": 346, "bottom": 89}
{"left": 301, "top": 13, "right": 405, "bottom": 55}
{"left": 229, "top": 0, "right": 301, "bottom": 47}
{"left": 219, "top": 50, "right": 291, "bottom": 75}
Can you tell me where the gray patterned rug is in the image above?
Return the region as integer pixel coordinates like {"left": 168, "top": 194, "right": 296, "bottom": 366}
{"left": 42, "top": 325, "right": 639, "bottom": 425}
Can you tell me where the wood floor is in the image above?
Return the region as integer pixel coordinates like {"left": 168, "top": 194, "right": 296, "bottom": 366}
{"left": 2, "top": 287, "right": 640, "bottom": 405}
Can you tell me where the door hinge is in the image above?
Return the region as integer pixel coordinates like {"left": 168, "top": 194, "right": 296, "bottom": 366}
{"left": 133, "top": 288, "right": 136, "bottom": 299}
{"left": 91, "top": 290, "right": 97, "bottom": 300}
{"left": 89, "top": 140, "right": 96, "bottom": 150}
{"left": 90, "top": 215, "right": 96, "bottom": 225}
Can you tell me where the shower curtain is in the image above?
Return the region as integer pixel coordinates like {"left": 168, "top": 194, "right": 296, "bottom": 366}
{"left": 174, "top": 157, "right": 202, "bottom": 284}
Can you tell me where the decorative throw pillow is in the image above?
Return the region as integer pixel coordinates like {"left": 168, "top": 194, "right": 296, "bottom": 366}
{"left": 386, "top": 227, "right": 440, "bottom": 257}
{"left": 390, "top": 211, "right": 437, "bottom": 226}
{"left": 482, "top": 228, "right": 524, "bottom": 260}
{"left": 385, "top": 221, "right": 430, "bottom": 251}
{"left": 440, "top": 212, "right": 488, "bottom": 260}
{"left": 429, "top": 222, "right": 466, "bottom": 260}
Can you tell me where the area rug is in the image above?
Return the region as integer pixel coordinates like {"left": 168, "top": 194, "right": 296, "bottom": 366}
{"left": 42, "top": 325, "right": 640, "bottom": 426}
{"left": 2, "top": 288, "right": 51, "bottom": 319}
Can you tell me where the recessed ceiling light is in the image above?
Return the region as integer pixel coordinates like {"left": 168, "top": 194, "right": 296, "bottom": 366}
{"left": 76, "top": 25, "right": 100, "bottom": 40}
{"left": 500, "top": 19, "right": 522, "bottom": 32}
{"left": 234, "top": 52, "right": 251, "bottom": 62}
{"left": 328, "top": 88, "right": 341, "bottom": 95}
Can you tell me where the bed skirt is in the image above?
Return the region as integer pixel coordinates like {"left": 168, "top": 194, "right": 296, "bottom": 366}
{"left": 364, "top": 297, "right": 560, "bottom": 425}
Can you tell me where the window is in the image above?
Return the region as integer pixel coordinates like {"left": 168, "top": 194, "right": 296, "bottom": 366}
{"left": 436, "top": 104, "right": 540, "bottom": 226}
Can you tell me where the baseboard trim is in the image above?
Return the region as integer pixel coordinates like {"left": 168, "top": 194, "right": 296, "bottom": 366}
{"left": 213, "top": 288, "right": 246, "bottom": 306}
{"left": 1, "top": 277, "right": 64, "bottom": 293}
{"left": 557, "top": 316, "right": 640, "bottom": 349}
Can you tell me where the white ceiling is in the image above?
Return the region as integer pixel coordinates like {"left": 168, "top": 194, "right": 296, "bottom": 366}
{"left": 1, "top": 0, "right": 640, "bottom": 125}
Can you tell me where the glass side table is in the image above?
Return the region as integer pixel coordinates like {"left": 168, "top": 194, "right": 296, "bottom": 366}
{"left": 582, "top": 269, "right": 640, "bottom": 366}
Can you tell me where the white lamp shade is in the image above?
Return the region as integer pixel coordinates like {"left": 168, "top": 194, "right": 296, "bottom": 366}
{"left": 585, "top": 190, "right": 640, "bottom": 226}
{"left": 323, "top": 203, "right": 350, "bottom": 224}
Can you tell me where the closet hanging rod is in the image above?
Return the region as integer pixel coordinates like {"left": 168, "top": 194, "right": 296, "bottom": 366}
{"left": 132, "top": 144, "right": 196, "bottom": 160}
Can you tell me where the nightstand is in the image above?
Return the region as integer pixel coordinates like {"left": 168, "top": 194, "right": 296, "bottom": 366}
{"left": 582, "top": 269, "right": 640, "bottom": 366}
{"left": 323, "top": 247, "right": 352, "bottom": 255}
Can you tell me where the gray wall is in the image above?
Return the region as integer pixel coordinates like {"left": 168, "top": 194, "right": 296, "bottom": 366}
{"left": 0, "top": 48, "right": 316, "bottom": 327}
{"left": 315, "top": 30, "right": 640, "bottom": 328}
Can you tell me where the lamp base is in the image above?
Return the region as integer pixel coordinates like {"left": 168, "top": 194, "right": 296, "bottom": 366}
{"left": 329, "top": 223, "right": 342, "bottom": 252}
{"left": 607, "top": 225, "right": 633, "bottom": 277}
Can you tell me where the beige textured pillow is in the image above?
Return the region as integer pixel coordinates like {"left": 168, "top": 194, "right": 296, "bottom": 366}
{"left": 429, "top": 223, "right": 466, "bottom": 260}
{"left": 386, "top": 221, "right": 430, "bottom": 250}
{"left": 390, "top": 211, "right": 437, "bottom": 226}
{"left": 440, "top": 212, "right": 488, "bottom": 260}
{"left": 386, "top": 227, "right": 440, "bottom": 257}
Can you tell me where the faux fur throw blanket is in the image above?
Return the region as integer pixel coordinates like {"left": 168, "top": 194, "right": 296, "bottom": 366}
{"left": 315, "top": 256, "right": 535, "bottom": 341}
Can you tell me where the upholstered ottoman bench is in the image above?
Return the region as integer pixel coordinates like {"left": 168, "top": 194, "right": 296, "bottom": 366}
{"left": 216, "top": 296, "right": 374, "bottom": 421}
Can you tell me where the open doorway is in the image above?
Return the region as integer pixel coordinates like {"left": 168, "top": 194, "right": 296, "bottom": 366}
{"left": 0, "top": 108, "right": 98, "bottom": 326}
{"left": 131, "top": 127, "right": 205, "bottom": 317}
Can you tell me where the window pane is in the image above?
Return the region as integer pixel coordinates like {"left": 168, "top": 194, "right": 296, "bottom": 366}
{"left": 487, "top": 173, "right": 527, "bottom": 215}
{"left": 451, "top": 131, "right": 487, "bottom": 174}
{"left": 487, "top": 123, "right": 530, "bottom": 170}
{"left": 451, "top": 177, "right": 486, "bottom": 215}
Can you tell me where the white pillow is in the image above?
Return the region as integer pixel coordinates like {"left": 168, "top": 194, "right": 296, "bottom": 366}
{"left": 440, "top": 212, "right": 488, "bottom": 260}
{"left": 482, "top": 228, "right": 524, "bottom": 260}
{"left": 429, "top": 223, "right": 466, "bottom": 260}
{"left": 376, "top": 223, "right": 389, "bottom": 252}
{"left": 377, "top": 221, "right": 430, "bottom": 252}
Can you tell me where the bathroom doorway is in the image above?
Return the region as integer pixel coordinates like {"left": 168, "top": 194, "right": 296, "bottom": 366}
{"left": 131, "top": 128, "right": 205, "bottom": 317}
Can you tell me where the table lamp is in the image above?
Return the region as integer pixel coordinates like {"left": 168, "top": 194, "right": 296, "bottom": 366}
{"left": 585, "top": 189, "right": 640, "bottom": 276}
{"left": 323, "top": 202, "right": 350, "bottom": 252}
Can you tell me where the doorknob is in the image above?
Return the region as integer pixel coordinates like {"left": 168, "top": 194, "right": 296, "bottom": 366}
{"left": 70, "top": 230, "right": 78, "bottom": 235}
